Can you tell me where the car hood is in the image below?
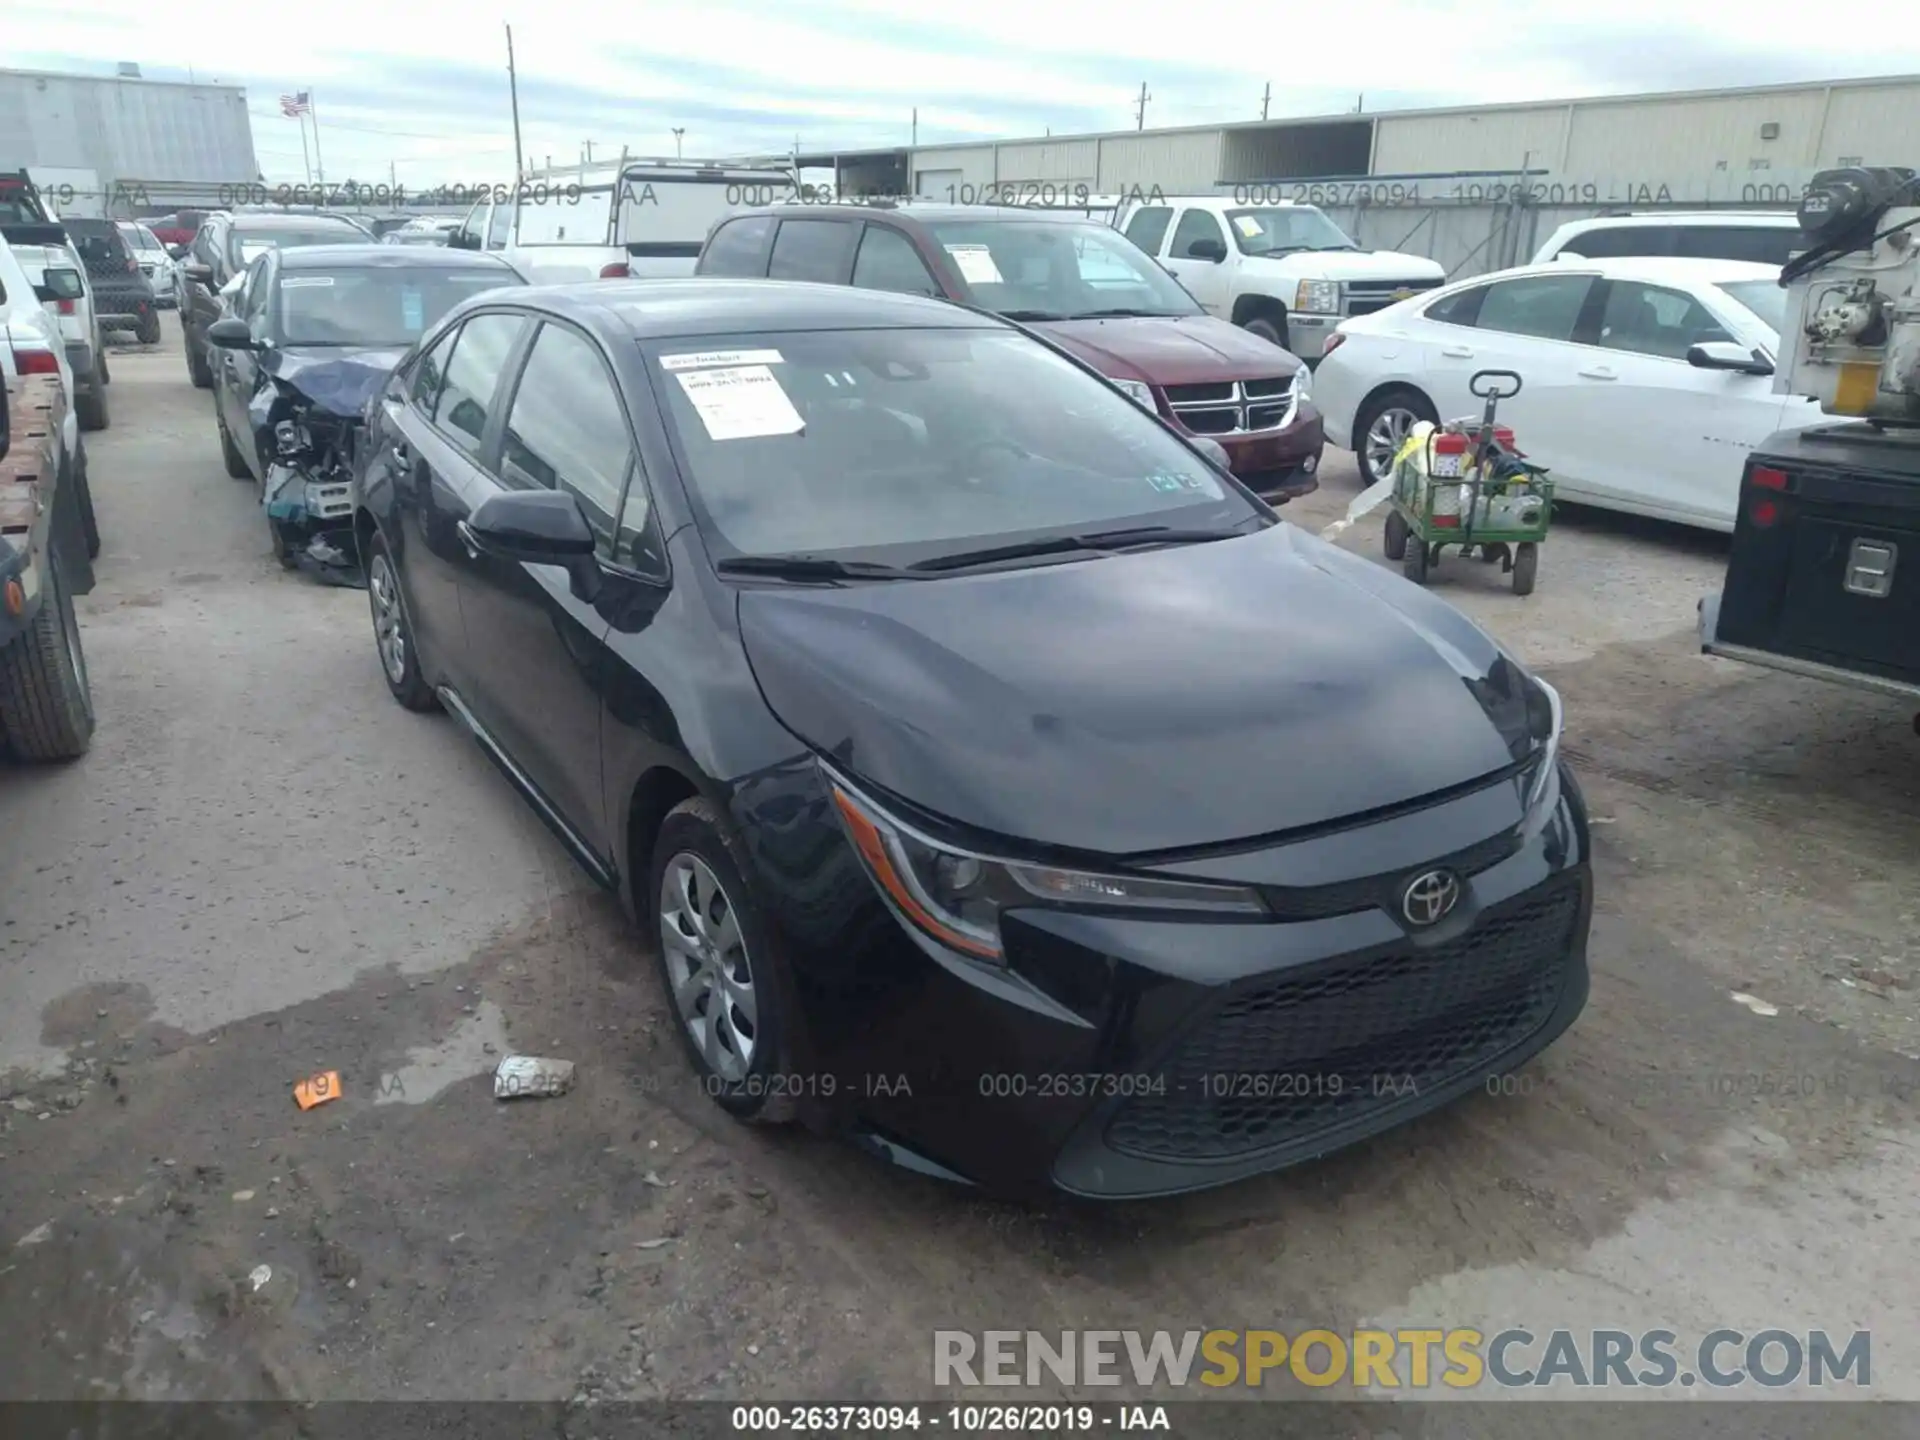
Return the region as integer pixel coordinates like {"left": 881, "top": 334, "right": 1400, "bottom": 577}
{"left": 260, "top": 345, "right": 412, "bottom": 417}
{"left": 1246, "top": 249, "right": 1446, "bottom": 282}
{"left": 737, "top": 524, "right": 1529, "bottom": 857}
{"left": 1035, "top": 315, "right": 1300, "bottom": 386}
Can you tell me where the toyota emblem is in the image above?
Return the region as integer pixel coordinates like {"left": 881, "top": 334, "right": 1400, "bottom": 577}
{"left": 1401, "top": 869, "right": 1461, "bottom": 927}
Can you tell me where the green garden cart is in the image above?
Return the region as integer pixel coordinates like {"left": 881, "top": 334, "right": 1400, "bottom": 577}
{"left": 1381, "top": 369, "right": 1555, "bottom": 596}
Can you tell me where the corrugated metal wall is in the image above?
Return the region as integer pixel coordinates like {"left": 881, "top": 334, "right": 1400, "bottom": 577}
{"left": 0, "top": 70, "right": 259, "bottom": 182}
{"left": 911, "top": 145, "right": 995, "bottom": 192}
{"left": 994, "top": 138, "right": 1099, "bottom": 186}
{"left": 1372, "top": 106, "right": 1571, "bottom": 175}
{"left": 1815, "top": 81, "right": 1920, "bottom": 166}
{"left": 1093, "top": 131, "right": 1222, "bottom": 190}
{"left": 1563, "top": 91, "right": 1827, "bottom": 175}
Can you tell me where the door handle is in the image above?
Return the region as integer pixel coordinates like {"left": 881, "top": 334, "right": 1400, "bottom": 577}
{"left": 1578, "top": 365, "right": 1617, "bottom": 380}
{"left": 1441, "top": 345, "right": 1474, "bottom": 359}
{"left": 457, "top": 519, "right": 482, "bottom": 560}
{"left": 391, "top": 439, "right": 413, "bottom": 469}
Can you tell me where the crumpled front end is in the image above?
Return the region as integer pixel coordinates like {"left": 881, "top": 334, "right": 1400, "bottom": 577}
{"left": 248, "top": 380, "right": 367, "bottom": 588}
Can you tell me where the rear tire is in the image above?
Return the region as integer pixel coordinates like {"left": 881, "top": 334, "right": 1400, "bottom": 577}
{"left": 365, "top": 537, "right": 438, "bottom": 711}
{"left": 0, "top": 545, "right": 95, "bottom": 761}
{"left": 187, "top": 335, "right": 214, "bottom": 390}
{"left": 1383, "top": 509, "right": 1409, "bottom": 561}
{"left": 77, "top": 375, "right": 109, "bottom": 433}
{"left": 1402, "top": 538, "right": 1431, "bottom": 584}
{"left": 217, "top": 409, "right": 251, "bottom": 480}
{"left": 96, "top": 347, "right": 110, "bottom": 385}
{"left": 1512, "top": 542, "right": 1538, "bottom": 597}
{"left": 651, "top": 797, "right": 796, "bottom": 1126}
{"left": 135, "top": 308, "right": 161, "bottom": 346}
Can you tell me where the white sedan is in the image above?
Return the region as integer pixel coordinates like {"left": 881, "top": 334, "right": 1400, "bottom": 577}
{"left": 1312, "top": 257, "right": 1824, "bottom": 533}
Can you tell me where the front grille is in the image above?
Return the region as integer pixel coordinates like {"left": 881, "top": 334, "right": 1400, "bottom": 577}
{"left": 1105, "top": 878, "right": 1582, "bottom": 1162}
{"left": 1261, "top": 828, "right": 1520, "bottom": 921}
{"left": 1345, "top": 278, "right": 1441, "bottom": 318}
{"left": 1165, "top": 376, "right": 1297, "bottom": 437}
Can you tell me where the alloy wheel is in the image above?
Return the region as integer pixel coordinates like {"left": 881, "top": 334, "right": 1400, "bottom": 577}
{"left": 1364, "top": 406, "right": 1420, "bottom": 484}
{"left": 659, "top": 853, "right": 758, "bottom": 1083}
{"left": 368, "top": 554, "right": 408, "bottom": 685}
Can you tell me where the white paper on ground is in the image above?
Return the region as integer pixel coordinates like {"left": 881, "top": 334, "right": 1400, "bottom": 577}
{"left": 943, "top": 244, "right": 1003, "bottom": 285}
{"left": 675, "top": 365, "right": 806, "bottom": 441}
{"left": 659, "top": 348, "right": 785, "bottom": 372}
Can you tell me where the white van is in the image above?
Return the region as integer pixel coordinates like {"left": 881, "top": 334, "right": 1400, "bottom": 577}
{"left": 1531, "top": 211, "right": 1801, "bottom": 266}
{"left": 448, "top": 159, "right": 799, "bottom": 284}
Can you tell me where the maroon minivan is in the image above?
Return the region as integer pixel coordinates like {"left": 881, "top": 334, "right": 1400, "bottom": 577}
{"left": 695, "top": 203, "right": 1325, "bottom": 501}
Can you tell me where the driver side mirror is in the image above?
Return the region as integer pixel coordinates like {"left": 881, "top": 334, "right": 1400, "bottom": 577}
{"left": 1186, "top": 238, "right": 1228, "bottom": 263}
{"left": 205, "top": 317, "right": 260, "bottom": 351}
{"left": 168, "top": 244, "right": 190, "bottom": 261}
{"left": 1687, "top": 341, "right": 1773, "bottom": 376}
{"left": 181, "top": 262, "right": 213, "bottom": 286}
{"left": 461, "top": 488, "right": 602, "bottom": 601}
{"left": 446, "top": 228, "right": 480, "bottom": 251}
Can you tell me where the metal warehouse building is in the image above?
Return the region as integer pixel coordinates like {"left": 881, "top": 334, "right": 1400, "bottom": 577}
{"left": 0, "top": 66, "right": 261, "bottom": 211}
{"left": 807, "top": 73, "right": 1920, "bottom": 277}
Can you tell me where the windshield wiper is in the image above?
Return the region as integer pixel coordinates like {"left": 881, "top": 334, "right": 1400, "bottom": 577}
{"left": 1069, "top": 308, "right": 1192, "bottom": 320}
{"left": 998, "top": 309, "right": 1067, "bottom": 321}
{"left": 909, "top": 525, "right": 1246, "bottom": 574}
{"left": 715, "top": 554, "right": 922, "bottom": 582}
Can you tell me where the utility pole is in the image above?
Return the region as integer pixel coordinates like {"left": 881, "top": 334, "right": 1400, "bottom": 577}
{"left": 1261, "top": 83, "right": 1271, "bottom": 121}
{"left": 672, "top": 128, "right": 685, "bottom": 160}
{"left": 505, "top": 23, "right": 526, "bottom": 239}
{"left": 911, "top": 107, "right": 917, "bottom": 146}
{"left": 585, "top": 140, "right": 595, "bottom": 165}
{"left": 1134, "top": 82, "right": 1151, "bottom": 131}
{"left": 1355, "top": 92, "right": 1364, "bottom": 114}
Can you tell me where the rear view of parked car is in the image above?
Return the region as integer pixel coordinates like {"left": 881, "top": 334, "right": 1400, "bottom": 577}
{"left": 59, "top": 218, "right": 160, "bottom": 345}
{"left": 118, "top": 220, "right": 180, "bottom": 308}
{"left": 353, "top": 277, "right": 1591, "bottom": 1199}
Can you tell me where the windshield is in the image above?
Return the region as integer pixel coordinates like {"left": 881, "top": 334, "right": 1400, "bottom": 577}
{"left": 923, "top": 219, "right": 1201, "bottom": 320}
{"left": 1226, "top": 207, "right": 1357, "bottom": 256}
{"left": 277, "top": 266, "right": 519, "bottom": 346}
{"left": 231, "top": 226, "right": 361, "bottom": 266}
{"left": 1717, "top": 279, "right": 1785, "bottom": 339}
{"left": 651, "top": 327, "right": 1258, "bottom": 565}
{"left": 119, "top": 224, "right": 159, "bottom": 252}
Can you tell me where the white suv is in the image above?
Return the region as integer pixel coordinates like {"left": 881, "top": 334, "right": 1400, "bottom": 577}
{"left": 1, "top": 239, "right": 95, "bottom": 556}
{"left": 1118, "top": 195, "right": 1445, "bottom": 362}
{"left": 1531, "top": 212, "right": 1801, "bottom": 266}
{"left": 9, "top": 239, "right": 108, "bottom": 430}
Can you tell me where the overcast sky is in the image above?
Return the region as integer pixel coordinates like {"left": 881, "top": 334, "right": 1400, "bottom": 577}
{"left": 15, "top": 0, "right": 1920, "bottom": 186}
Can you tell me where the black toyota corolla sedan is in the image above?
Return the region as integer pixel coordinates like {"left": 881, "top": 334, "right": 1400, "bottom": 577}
{"left": 353, "top": 279, "right": 1591, "bottom": 1200}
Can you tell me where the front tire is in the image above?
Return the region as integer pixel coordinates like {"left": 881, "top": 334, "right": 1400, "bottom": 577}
{"left": 1243, "top": 314, "right": 1287, "bottom": 350}
{"left": 77, "top": 375, "right": 109, "bottom": 433}
{"left": 365, "top": 538, "right": 438, "bottom": 711}
{"left": 651, "top": 797, "right": 795, "bottom": 1125}
{"left": 0, "top": 545, "right": 95, "bottom": 761}
{"left": 216, "top": 409, "right": 251, "bottom": 480}
{"left": 187, "top": 334, "right": 213, "bottom": 390}
{"left": 1512, "top": 542, "right": 1538, "bottom": 597}
{"left": 1383, "top": 509, "right": 1409, "bottom": 561}
{"left": 1355, "top": 388, "right": 1437, "bottom": 486}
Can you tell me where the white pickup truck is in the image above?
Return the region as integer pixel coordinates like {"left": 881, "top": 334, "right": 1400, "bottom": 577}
{"left": 447, "top": 158, "right": 798, "bottom": 284}
{"left": 1117, "top": 195, "right": 1445, "bottom": 362}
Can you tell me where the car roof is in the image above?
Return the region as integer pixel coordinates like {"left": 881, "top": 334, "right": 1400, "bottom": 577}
{"left": 1556, "top": 211, "right": 1800, "bottom": 230}
{"left": 497, "top": 278, "right": 998, "bottom": 338}
{"left": 747, "top": 203, "right": 1097, "bottom": 227}
{"left": 278, "top": 244, "right": 521, "bottom": 272}
{"left": 227, "top": 212, "right": 368, "bottom": 231}
{"left": 1459, "top": 256, "right": 1783, "bottom": 288}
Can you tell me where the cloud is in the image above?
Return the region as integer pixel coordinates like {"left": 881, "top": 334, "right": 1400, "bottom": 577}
{"left": 12, "top": 0, "right": 1920, "bottom": 184}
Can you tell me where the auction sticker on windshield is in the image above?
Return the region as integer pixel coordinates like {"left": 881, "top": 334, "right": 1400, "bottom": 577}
{"left": 674, "top": 365, "right": 805, "bottom": 440}
{"left": 1233, "top": 215, "right": 1264, "bottom": 238}
{"left": 660, "top": 349, "right": 785, "bottom": 371}
{"left": 944, "top": 244, "right": 1003, "bottom": 285}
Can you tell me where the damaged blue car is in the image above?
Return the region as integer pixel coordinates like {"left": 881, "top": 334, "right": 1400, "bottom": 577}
{"left": 205, "top": 244, "right": 527, "bottom": 583}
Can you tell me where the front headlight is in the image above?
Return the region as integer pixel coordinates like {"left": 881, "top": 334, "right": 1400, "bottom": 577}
{"left": 1294, "top": 279, "right": 1340, "bottom": 315}
{"left": 1290, "top": 366, "right": 1312, "bottom": 404}
{"left": 826, "top": 770, "right": 1266, "bottom": 964}
{"left": 1110, "top": 377, "right": 1157, "bottom": 412}
{"left": 1521, "top": 676, "right": 1563, "bottom": 819}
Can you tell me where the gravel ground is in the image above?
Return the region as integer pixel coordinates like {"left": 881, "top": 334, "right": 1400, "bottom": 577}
{"left": 2, "top": 324, "right": 1917, "bottom": 1425}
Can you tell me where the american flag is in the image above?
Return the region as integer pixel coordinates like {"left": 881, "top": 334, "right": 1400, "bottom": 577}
{"left": 280, "top": 91, "right": 311, "bottom": 118}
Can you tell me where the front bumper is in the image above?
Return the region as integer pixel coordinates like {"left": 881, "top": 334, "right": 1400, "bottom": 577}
{"left": 766, "top": 760, "right": 1591, "bottom": 1199}
{"left": 1182, "top": 401, "right": 1326, "bottom": 504}
{"left": 1698, "top": 593, "right": 1920, "bottom": 702}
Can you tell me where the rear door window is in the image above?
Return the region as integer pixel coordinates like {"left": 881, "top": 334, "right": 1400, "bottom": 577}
{"left": 1123, "top": 206, "right": 1174, "bottom": 256}
{"left": 1557, "top": 226, "right": 1675, "bottom": 260}
{"left": 767, "top": 220, "right": 857, "bottom": 283}
{"left": 410, "top": 328, "right": 458, "bottom": 408}
{"left": 431, "top": 312, "right": 528, "bottom": 458}
{"left": 1671, "top": 226, "right": 1798, "bottom": 265}
{"left": 1169, "top": 208, "right": 1227, "bottom": 260}
{"left": 1593, "top": 280, "right": 1733, "bottom": 360}
{"left": 1473, "top": 274, "right": 1595, "bottom": 342}
{"left": 698, "top": 215, "right": 774, "bottom": 277}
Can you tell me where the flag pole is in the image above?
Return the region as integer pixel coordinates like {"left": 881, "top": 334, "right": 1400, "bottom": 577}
{"left": 309, "top": 91, "right": 327, "bottom": 196}
{"left": 297, "top": 109, "right": 313, "bottom": 184}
